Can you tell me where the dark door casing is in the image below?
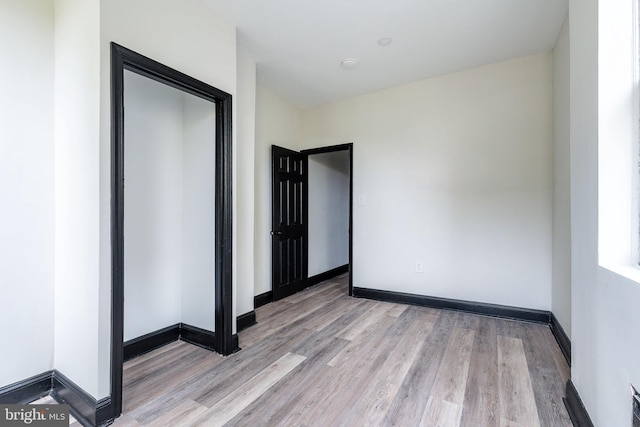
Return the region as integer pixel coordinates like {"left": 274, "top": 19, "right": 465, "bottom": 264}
{"left": 111, "top": 42, "right": 236, "bottom": 421}
{"left": 271, "top": 145, "right": 308, "bottom": 300}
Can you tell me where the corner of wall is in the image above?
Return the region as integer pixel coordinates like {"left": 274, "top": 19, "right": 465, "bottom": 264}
{"left": 236, "top": 48, "right": 257, "bottom": 315}
{"left": 551, "top": 14, "right": 572, "bottom": 340}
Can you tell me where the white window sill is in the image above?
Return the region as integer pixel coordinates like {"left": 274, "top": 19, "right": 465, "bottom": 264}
{"left": 599, "top": 262, "right": 640, "bottom": 285}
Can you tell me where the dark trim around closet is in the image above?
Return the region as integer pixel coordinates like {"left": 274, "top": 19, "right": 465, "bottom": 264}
{"left": 110, "top": 42, "right": 236, "bottom": 421}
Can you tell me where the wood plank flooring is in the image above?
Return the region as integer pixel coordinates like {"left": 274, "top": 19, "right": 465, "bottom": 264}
{"left": 111, "top": 274, "right": 570, "bottom": 426}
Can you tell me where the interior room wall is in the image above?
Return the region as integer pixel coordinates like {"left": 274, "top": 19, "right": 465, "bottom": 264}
{"left": 53, "top": 0, "right": 102, "bottom": 398}
{"left": 254, "top": 85, "right": 302, "bottom": 297}
{"left": 123, "top": 71, "right": 183, "bottom": 341}
{"left": 181, "top": 90, "right": 217, "bottom": 332}
{"left": 552, "top": 16, "right": 571, "bottom": 338}
{"left": 308, "top": 152, "right": 350, "bottom": 276}
{"left": 570, "top": 0, "right": 640, "bottom": 424}
{"left": 301, "top": 53, "right": 553, "bottom": 310}
{"left": 0, "top": 0, "right": 55, "bottom": 389}
{"left": 236, "top": 48, "right": 257, "bottom": 317}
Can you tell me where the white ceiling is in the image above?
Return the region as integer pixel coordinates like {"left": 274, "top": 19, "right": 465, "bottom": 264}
{"left": 204, "top": 0, "right": 568, "bottom": 108}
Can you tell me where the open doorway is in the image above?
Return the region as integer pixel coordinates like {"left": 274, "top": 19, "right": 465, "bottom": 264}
{"left": 270, "top": 144, "right": 353, "bottom": 301}
{"left": 306, "top": 148, "right": 351, "bottom": 287}
{"left": 110, "top": 43, "right": 235, "bottom": 419}
{"left": 122, "top": 69, "right": 217, "bottom": 351}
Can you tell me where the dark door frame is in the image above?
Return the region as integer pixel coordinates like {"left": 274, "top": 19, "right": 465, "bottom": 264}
{"left": 110, "top": 43, "right": 236, "bottom": 419}
{"left": 301, "top": 143, "right": 354, "bottom": 296}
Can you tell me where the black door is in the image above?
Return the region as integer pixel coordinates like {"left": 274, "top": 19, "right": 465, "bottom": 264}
{"left": 271, "top": 145, "right": 308, "bottom": 300}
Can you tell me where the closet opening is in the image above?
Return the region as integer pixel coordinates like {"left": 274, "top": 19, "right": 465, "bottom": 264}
{"left": 110, "top": 43, "right": 235, "bottom": 419}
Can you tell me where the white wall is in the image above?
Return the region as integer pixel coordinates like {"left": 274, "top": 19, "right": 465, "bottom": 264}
{"left": 124, "top": 71, "right": 183, "bottom": 341}
{"left": 552, "top": 17, "right": 572, "bottom": 338}
{"left": 308, "top": 152, "right": 350, "bottom": 276}
{"left": 123, "top": 71, "right": 216, "bottom": 341}
{"left": 236, "top": 48, "right": 257, "bottom": 316}
{"left": 254, "top": 85, "right": 302, "bottom": 296}
{"left": 568, "top": 0, "right": 599, "bottom": 416}
{"left": 0, "top": 0, "right": 55, "bottom": 388}
{"left": 181, "top": 90, "right": 217, "bottom": 332}
{"left": 53, "top": 0, "right": 102, "bottom": 398}
{"left": 302, "top": 54, "right": 553, "bottom": 310}
{"left": 569, "top": 0, "right": 640, "bottom": 424}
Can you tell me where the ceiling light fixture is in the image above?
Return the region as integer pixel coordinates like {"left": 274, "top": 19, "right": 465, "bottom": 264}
{"left": 377, "top": 37, "right": 393, "bottom": 46}
{"left": 340, "top": 58, "right": 359, "bottom": 69}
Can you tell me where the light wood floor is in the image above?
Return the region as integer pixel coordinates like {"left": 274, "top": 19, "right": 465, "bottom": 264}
{"left": 111, "top": 274, "right": 571, "bottom": 427}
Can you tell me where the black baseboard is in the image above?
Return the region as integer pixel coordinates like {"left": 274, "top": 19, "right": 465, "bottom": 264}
{"left": 254, "top": 291, "right": 273, "bottom": 309}
{"left": 550, "top": 313, "right": 571, "bottom": 367}
{"left": 180, "top": 323, "right": 216, "bottom": 351}
{"left": 180, "top": 323, "right": 239, "bottom": 353}
{"left": 51, "top": 370, "right": 113, "bottom": 427}
{"left": 123, "top": 324, "right": 180, "bottom": 362}
{"left": 124, "top": 323, "right": 238, "bottom": 360}
{"left": 353, "top": 287, "right": 551, "bottom": 324}
{"left": 564, "top": 379, "right": 594, "bottom": 427}
{"left": 237, "top": 311, "right": 257, "bottom": 332}
{"left": 0, "top": 371, "right": 53, "bottom": 404}
{"left": 306, "top": 264, "right": 349, "bottom": 288}
{"left": 0, "top": 370, "right": 114, "bottom": 426}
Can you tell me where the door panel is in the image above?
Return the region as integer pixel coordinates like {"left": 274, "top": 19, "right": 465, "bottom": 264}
{"left": 272, "top": 145, "right": 308, "bottom": 300}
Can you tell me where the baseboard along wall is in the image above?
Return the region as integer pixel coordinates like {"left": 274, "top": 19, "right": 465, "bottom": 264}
{"left": 550, "top": 313, "right": 571, "bottom": 367}
{"left": 0, "top": 371, "right": 52, "bottom": 405}
{"left": 0, "top": 371, "right": 114, "bottom": 427}
{"left": 254, "top": 291, "right": 273, "bottom": 309}
{"left": 564, "top": 379, "right": 595, "bottom": 427}
{"left": 236, "top": 311, "right": 256, "bottom": 332}
{"left": 353, "top": 287, "right": 550, "bottom": 322}
{"left": 51, "top": 370, "right": 113, "bottom": 427}
{"left": 123, "top": 324, "right": 180, "bottom": 362}
{"left": 123, "top": 322, "right": 239, "bottom": 362}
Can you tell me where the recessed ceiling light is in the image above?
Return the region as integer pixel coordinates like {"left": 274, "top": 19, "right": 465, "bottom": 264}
{"left": 340, "top": 58, "right": 359, "bottom": 69}
{"left": 377, "top": 37, "right": 393, "bottom": 46}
